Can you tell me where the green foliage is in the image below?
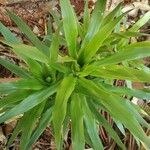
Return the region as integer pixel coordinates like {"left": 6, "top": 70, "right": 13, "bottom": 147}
{"left": 0, "top": 1, "right": 150, "bottom": 149}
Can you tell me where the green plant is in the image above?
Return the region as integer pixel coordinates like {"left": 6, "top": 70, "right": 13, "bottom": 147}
{"left": 0, "top": 0, "right": 150, "bottom": 150}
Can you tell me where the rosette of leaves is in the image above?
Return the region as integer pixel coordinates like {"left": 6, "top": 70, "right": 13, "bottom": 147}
{"left": 0, "top": 0, "right": 150, "bottom": 150}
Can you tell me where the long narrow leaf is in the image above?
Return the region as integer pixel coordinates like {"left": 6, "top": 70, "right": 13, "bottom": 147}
{"left": 71, "top": 93, "right": 85, "bottom": 150}
{"left": 7, "top": 10, "right": 49, "bottom": 55}
{"left": 83, "top": 65, "right": 150, "bottom": 82}
{"left": 0, "top": 57, "right": 31, "bottom": 78}
{"left": 78, "top": 78, "right": 150, "bottom": 147}
{"left": 82, "top": 96, "right": 104, "bottom": 150}
{"left": 52, "top": 75, "right": 76, "bottom": 149}
{"left": 0, "top": 90, "right": 31, "bottom": 108}
{"left": 88, "top": 100, "right": 126, "bottom": 150}
{"left": 26, "top": 107, "right": 53, "bottom": 149}
{"left": 81, "top": 0, "right": 107, "bottom": 48}
{"left": 20, "top": 101, "right": 46, "bottom": 150}
{"left": 0, "top": 82, "right": 59, "bottom": 124}
{"left": 79, "top": 14, "right": 124, "bottom": 64}
{"left": 94, "top": 42, "right": 150, "bottom": 66}
{"left": 0, "top": 22, "right": 21, "bottom": 44}
{"left": 60, "top": 0, "right": 78, "bottom": 58}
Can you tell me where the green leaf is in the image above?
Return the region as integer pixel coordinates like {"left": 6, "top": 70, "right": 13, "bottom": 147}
{"left": 0, "top": 90, "right": 31, "bottom": 109}
{"left": 101, "top": 3, "right": 122, "bottom": 27}
{"left": 82, "top": 96, "right": 104, "bottom": 150}
{"left": 71, "top": 93, "right": 85, "bottom": 150}
{"left": 112, "top": 31, "right": 149, "bottom": 39}
{"left": 82, "top": 0, "right": 107, "bottom": 48}
{"left": 49, "top": 34, "right": 59, "bottom": 63}
{"left": 0, "top": 57, "right": 31, "bottom": 78}
{"left": 94, "top": 42, "right": 150, "bottom": 66}
{"left": 7, "top": 10, "right": 49, "bottom": 55}
{"left": 0, "top": 79, "right": 45, "bottom": 94}
{"left": 20, "top": 101, "right": 46, "bottom": 150}
{"left": 60, "top": 0, "right": 78, "bottom": 58}
{"left": 52, "top": 75, "right": 76, "bottom": 150}
{"left": 25, "top": 58, "right": 43, "bottom": 79}
{"left": 7, "top": 118, "right": 22, "bottom": 147}
{"left": 83, "top": 65, "right": 150, "bottom": 82}
{"left": 26, "top": 107, "right": 53, "bottom": 149}
{"left": 0, "top": 22, "right": 21, "bottom": 44}
{"left": 78, "top": 78, "right": 150, "bottom": 147}
{"left": 101, "top": 82, "right": 150, "bottom": 100}
{"left": 83, "top": 0, "right": 90, "bottom": 33}
{"left": 51, "top": 63, "right": 70, "bottom": 74}
{"left": 0, "top": 82, "right": 59, "bottom": 124}
{"left": 10, "top": 44, "right": 49, "bottom": 64}
{"left": 88, "top": 100, "right": 126, "bottom": 150}
{"left": 129, "top": 11, "right": 150, "bottom": 31}
{"left": 79, "top": 14, "right": 124, "bottom": 65}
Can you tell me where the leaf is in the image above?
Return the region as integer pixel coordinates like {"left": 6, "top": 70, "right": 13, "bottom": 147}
{"left": 112, "top": 31, "right": 149, "bottom": 39}
{"left": 51, "top": 63, "right": 70, "bottom": 74}
{"left": 83, "top": 0, "right": 90, "bottom": 33}
{"left": 0, "top": 90, "right": 31, "bottom": 109}
{"left": 71, "top": 93, "right": 85, "bottom": 150}
{"left": 84, "top": 65, "right": 150, "bottom": 82}
{"left": 0, "top": 22, "right": 21, "bottom": 44}
{"left": 81, "top": 0, "right": 107, "bottom": 48}
{"left": 0, "top": 57, "right": 31, "bottom": 78}
{"left": 78, "top": 78, "right": 150, "bottom": 147}
{"left": 101, "top": 82, "right": 150, "bottom": 100}
{"left": 7, "top": 118, "right": 23, "bottom": 147}
{"left": 88, "top": 100, "right": 126, "bottom": 150}
{"left": 26, "top": 107, "right": 53, "bottom": 149}
{"left": 9, "top": 44, "right": 49, "bottom": 64}
{"left": 7, "top": 10, "right": 49, "bottom": 55}
{"left": 94, "top": 42, "right": 150, "bottom": 66}
{"left": 52, "top": 75, "right": 76, "bottom": 149}
{"left": 0, "top": 82, "right": 59, "bottom": 124}
{"left": 20, "top": 101, "right": 46, "bottom": 150}
{"left": 25, "top": 58, "right": 43, "bottom": 79}
{"left": 129, "top": 11, "right": 150, "bottom": 32}
{"left": 79, "top": 14, "right": 124, "bottom": 65}
{"left": 0, "top": 79, "right": 45, "bottom": 94}
{"left": 60, "top": 0, "right": 78, "bottom": 58}
{"left": 82, "top": 96, "right": 104, "bottom": 150}
{"left": 101, "top": 3, "right": 122, "bottom": 27}
{"left": 49, "top": 33, "right": 59, "bottom": 63}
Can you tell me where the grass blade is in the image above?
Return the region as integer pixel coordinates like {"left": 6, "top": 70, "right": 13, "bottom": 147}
{"left": 7, "top": 10, "right": 49, "bottom": 55}
{"left": 0, "top": 22, "right": 21, "bottom": 44}
{"left": 26, "top": 107, "right": 53, "bottom": 149}
{"left": 0, "top": 79, "right": 45, "bottom": 94}
{"left": 82, "top": 96, "right": 104, "bottom": 150}
{"left": 78, "top": 78, "right": 150, "bottom": 147}
{"left": 82, "top": 0, "right": 107, "bottom": 48}
{"left": 60, "top": 0, "right": 78, "bottom": 58}
{"left": 85, "top": 65, "right": 150, "bottom": 82}
{"left": 79, "top": 14, "right": 124, "bottom": 65}
{"left": 20, "top": 101, "right": 46, "bottom": 150}
{"left": 95, "top": 42, "right": 150, "bottom": 66}
{"left": 0, "top": 57, "right": 31, "bottom": 78}
{"left": 129, "top": 11, "right": 150, "bottom": 31}
{"left": 0, "top": 82, "right": 59, "bottom": 124}
{"left": 52, "top": 75, "right": 76, "bottom": 149}
{"left": 0, "top": 90, "right": 31, "bottom": 109}
{"left": 101, "top": 82, "right": 150, "bottom": 100}
{"left": 88, "top": 100, "right": 126, "bottom": 150}
{"left": 71, "top": 93, "right": 85, "bottom": 150}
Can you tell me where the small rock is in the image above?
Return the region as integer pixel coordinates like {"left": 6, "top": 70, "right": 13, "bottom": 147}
{"left": 33, "top": 25, "right": 40, "bottom": 35}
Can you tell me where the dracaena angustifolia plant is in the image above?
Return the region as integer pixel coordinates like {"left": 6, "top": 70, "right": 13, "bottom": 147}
{"left": 0, "top": 0, "right": 150, "bottom": 149}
